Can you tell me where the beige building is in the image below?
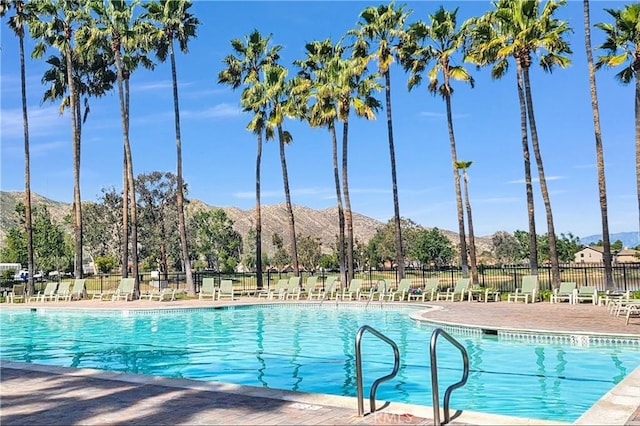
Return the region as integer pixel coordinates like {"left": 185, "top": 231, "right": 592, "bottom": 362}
{"left": 616, "top": 249, "right": 640, "bottom": 263}
{"left": 574, "top": 246, "right": 604, "bottom": 263}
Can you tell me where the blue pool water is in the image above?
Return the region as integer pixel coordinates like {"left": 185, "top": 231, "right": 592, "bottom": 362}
{"left": 1, "top": 305, "right": 639, "bottom": 422}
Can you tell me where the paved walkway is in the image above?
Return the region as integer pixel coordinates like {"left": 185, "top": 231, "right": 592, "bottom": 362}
{"left": 1, "top": 298, "right": 639, "bottom": 425}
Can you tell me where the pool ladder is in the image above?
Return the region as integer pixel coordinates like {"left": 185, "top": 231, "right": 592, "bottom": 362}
{"left": 355, "top": 326, "right": 469, "bottom": 425}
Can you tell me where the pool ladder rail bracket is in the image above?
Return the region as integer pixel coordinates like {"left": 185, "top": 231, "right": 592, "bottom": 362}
{"left": 355, "top": 326, "right": 469, "bottom": 426}
{"left": 354, "top": 325, "right": 400, "bottom": 417}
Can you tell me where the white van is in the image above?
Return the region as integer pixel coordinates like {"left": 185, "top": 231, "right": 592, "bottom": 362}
{"left": 13, "top": 269, "right": 44, "bottom": 281}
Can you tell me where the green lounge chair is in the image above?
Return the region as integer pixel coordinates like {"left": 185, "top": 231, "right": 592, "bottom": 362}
{"left": 390, "top": 278, "right": 413, "bottom": 301}
{"left": 408, "top": 278, "right": 439, "bottom": 302}
{"left": 436, "top": 278, "right": 470, "bottom": 302}
{"left": 111, "top": 278, "right": 136, "bottom": 301}
{"left": 551, "top": 282, "right": 576, "bottom": 304}
{"left": 302, "top": 276, "right": 319, "bottom": 300}
{"left": 36, "top": 282, "right": 58, "bottom": 302}
{"left": 574, "top": 285, "right": 597, "bottom": 305}
{"left": 199, "top": 277, "right": 217, "bottom": 301}
{"left": 342, "top": 278, "right": 363, "bottom": 301}
{"left": 70, "top": 279, "right": 86, "bottom": 300}
{"left": 311, "top": 276, "right": 337, "bottom": 300}
{"left": 7, "top": 284, "right": 26, "bottom": 303}
{"left": 217, "top": 279, "right": 236, "bottom": 301}
{"left": 507, "top": 275, "right": 539, "bottom": 304}
{"left": 146, "top": 288, "right": 177, "bottom": 302}
{"left": 286, "top": 276, "right": 302, "bottom": 300}
{"left": 55, "top": 282, "right": 72, "bottom": 301}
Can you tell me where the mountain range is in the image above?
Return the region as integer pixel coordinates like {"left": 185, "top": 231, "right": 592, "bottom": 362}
{"left": 580, "top": 232, "right": 640, "bottom": 249}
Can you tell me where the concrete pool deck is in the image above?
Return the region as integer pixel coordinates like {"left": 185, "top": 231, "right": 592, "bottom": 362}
{"left": 1, "top": 298, "right": 639, "bottom": 425}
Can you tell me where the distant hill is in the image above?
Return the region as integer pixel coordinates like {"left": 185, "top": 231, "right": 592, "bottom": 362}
{"left": 580, "top": 232, "right": 640, "bottom": 249}
{"left": 0, "top": 191, "right": 495, "bottom": 256}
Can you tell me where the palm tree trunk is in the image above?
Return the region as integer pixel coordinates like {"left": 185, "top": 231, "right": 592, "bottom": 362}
{"left": 445, "top": 93, "right": 469, "bottom": 278}
{"left": 65, "top": 43, "right": 83, "bottom": 279}
{"left": 19, "top": 28, "right": 35, "bottom": 296}
{"left": 516, "top": 61, "right": 538, "bottom": 275}
{"left": 583, "top": 0, "right": 614, "bottom": 290}
{"left": 169, "top": 40, "right": 194, "bottom": 296}
{"left": 341, "top": 120, "right": 353, "bottom": 282}
{"left": 114, "top": 46, "right": 129, "bottom": 279}
{"left": 522, "top": 66, "right": 560, "bottom": 289}
{"left": 636, "top": 75, "right": 640, "bottom": 239}
{"left": 336, "top": 121, "right": 347, "bottom": 284}
{"left": 277, "top": 124, "right": 299, "bottom": 276}
{"left": 255, "top": 132, "right": 263, "bottom": 289}
{"left": 384, "top": 70, "right": 404, "bottom": 279}
{"left": 462, "top": 169, "right": 479, "bottom": 284}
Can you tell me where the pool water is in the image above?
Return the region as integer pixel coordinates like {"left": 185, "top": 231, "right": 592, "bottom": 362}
{"left": 1, "top": 305, "right": 639, "bottom": 422}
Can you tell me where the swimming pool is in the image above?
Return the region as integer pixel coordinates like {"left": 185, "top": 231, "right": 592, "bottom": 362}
{"left": 1, "top": 304, "right": 639, "bottom": 423}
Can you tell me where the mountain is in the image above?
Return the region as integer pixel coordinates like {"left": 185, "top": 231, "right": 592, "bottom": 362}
{"left": 580, "top": 232, "right": 640, "bottom": 249}
{"left": 0, "top": 191, "right": 495, "bottom": 256}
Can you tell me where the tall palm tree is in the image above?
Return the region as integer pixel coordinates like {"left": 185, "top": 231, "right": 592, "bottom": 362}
{"left": 401, "top": 6, "right": 473, "bottom": 278}
{"left": 251, "top": 64, "right": 300, "bottom": 276}
{"left": 84, "top": 0, "right": 155, "bottom": 296}
{"left": 294, "top": 39, "right": 348, "bottom": 284}
{"left": 142, "top": 0, "right": 199, "bottom": 296}
{"left": 595, "top": 4, "right": 640, "bottom": 238}
{"left": 1, "top": 0, "right": 35, "bottom": 296}
{"left": 466, "top": 0, "right": 571, "bottom": 288}
{"left": 294, "top": 40, "right": 381, "bottom": 283}
{"left": 218, "top": 30, "right": 281, "bottom": 289}
{"left": 30, "top": 0, "right": 93, "bottom": 279}
{"left": 583, "top": 0, "right": 614, "bottom": 290}
{"left": 456, "top": 160, "right": 478, "bottom": 284}
{"left": 350, "top": 2, "right": 411, "bottom": 279}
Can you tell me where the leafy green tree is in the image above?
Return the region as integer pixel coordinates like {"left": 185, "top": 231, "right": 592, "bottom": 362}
{"left": 218, "top": 30, "right": 281, "bottom": 287}
{"left": 1, "top": 0, "right": 36, "bottom": 293}
{"left": 351, "top": 2, "right": 411, "bottom": 279}
{"left": 95, "top": 255, "right": 118, "bottom": 273}
{"left": 142, "top": 0, "right": 199, "bottom": 296}
{"left": 271, "top": 233, "right": 290, "bottom": 269}
{"left": 611, "top": 239, "right": 624, "bottom": 251}
{"left": 401, "top": 5, "right": 473, "bottom": 279}
{"left": 411, "top": 227, "right": 455, "bottom": 267}
{"left": 491, "top": 231, "right": 522, "bottom": 264}
{"left": 366, "top": 217, "right": 420, "bottom": 269}
{"left": 555, "top": 233, "right": 582, "bottom": 262}
{"left": 189, "top": 209, "right": 242, "bottom": 274}
{"left": 297, "top": 235, "right": 322, "bottom": 272}
{"left": 242, "top": 227, "right": 257, "bottom": 272}
{"left": 82, "top": 187, "right": 122, "bottom": 260}
{"left": 0, "top": 227, "right": 27, "bottom": 266}
{"left": 595, "top": 4, "right": 640, "bottom": 236}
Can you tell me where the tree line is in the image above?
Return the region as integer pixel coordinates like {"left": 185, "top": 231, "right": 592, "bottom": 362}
{"left": 1, "top": 0, "right": 637, "bottom": 297}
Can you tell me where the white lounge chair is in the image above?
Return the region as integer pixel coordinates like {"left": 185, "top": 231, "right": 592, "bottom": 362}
{"left": 199, "top": 277, "right": 217, "bottom": 301}
{"left": 507, "top": 275, "right": 539, "bottom": 303}
{"left": 436, "top": 278, "right": 470, "bottom": 302}
{"left": 550, "top": 282, "right": 576, "bottom": 304}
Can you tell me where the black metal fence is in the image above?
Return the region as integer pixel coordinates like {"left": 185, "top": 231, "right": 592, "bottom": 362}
{"left": 35, "top": 262, "right": 638, "bottom": 296}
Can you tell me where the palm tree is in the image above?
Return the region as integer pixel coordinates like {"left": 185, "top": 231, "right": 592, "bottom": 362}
{"left": 84, "top": 0, "right": 155, "bottom": 296}
{"left": 251, "top": 63, "right": 301, "bottom": 276}
{"left": 1, "top": 0, "right": 35, "bottom": 296}
{"left": 583, "top": 0, "right": 614, "bottom": 291}
{"left": 350, "top": 2, "right": 411, "bottom": 279}
{"left": 294, "top": 39, "right": 348, "bottom": 284}
{"left": 142, "top": 0, "right": 199, "bottom": 296}
{"left": 456, "top": 160, "right": 478, "bottom": 285}
{"left": 294, "top": 40, "right": 381, "bottom": 284}
{"left": 401, "top": 6, "right": 473, "bottom": 278}
{"left": 595, "top": 3, "right": 640, "bottom": 239}
{"left": 218, "top": 30, "right": 281, "bottom": 289}
{"left": 29, "top": 0, "right": 94, "bottom": 279}
{"left": 466, "top": 0, "right": 571, "bottom": 288}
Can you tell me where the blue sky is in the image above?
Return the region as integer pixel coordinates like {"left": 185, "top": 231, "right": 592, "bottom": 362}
{"left": 0, "top": 0, "right": 635, "bottom": 239}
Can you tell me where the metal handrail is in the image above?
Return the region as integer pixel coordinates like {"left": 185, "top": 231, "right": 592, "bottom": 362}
{"left": 430, "top": 328, "right": 469, "bottom": 425}
{"left": 355, "top": 325, "right": 400, "bottom": 417}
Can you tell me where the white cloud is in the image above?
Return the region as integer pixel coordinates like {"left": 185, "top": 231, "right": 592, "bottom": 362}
{"left": 507, "top": 176, "right": 565, "bottom": 184}
{"left": 1, "top": 105, "right": 68, "bottom": 139}
{"left": 181, "top": 103, "right": 242, "bottom": 119}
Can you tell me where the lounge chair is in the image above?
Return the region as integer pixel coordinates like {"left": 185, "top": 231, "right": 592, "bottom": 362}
{"left": 408, "top": 278, "right": 439, "bottom": 302}
{"left": 111, "top": 278, "right": 136, "bottom": 301}
{"left": 147, "top": 288, "right": 176, "bottom": 302}
{"left": 301, "top": 276, "right": 319, "bottom": 300}
{"left": 342, "top": 278, "right": 363, "bottom": 301}
{"left": 574, "top": 285, "right": 597, "bottom": 305}
{"left": 35, "top": 282, "right": 58, "bottom": 302}
{"left": 70, "top": 279, "right": 86, "bottom": 300}
{"left": 507, "top": 275, "right": 539, "bottom": 303}
{"left": 389, "top": 278, "right": 413, "bottom": 301}
{"left": 199, "top": 277, "right": 217, "bottom": 301}
{"left": 274, "top": 279, "right": 290, "bottom": 300}
{"left": 550, "top": 282, "right": 576, "bottom": 304}
{"left": 366, "top": 279, "right": 391, "bottom": 301}
{"left": 310, "top": 276, "right": 337, "bottom": 300}
{"left": 7, "top": 284, "right": 26, "bottom": 303}
{"left": 286, "top": 276, "right": 302, "bottom": 300}
{"left": 55, "top": 282, "right": 72, "bottom": 301}
{"left": 217, "top": 279, "right": 236, "bottom": 301}
{"left": 436, "top": 278, "right": 470, "bottom": 302}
